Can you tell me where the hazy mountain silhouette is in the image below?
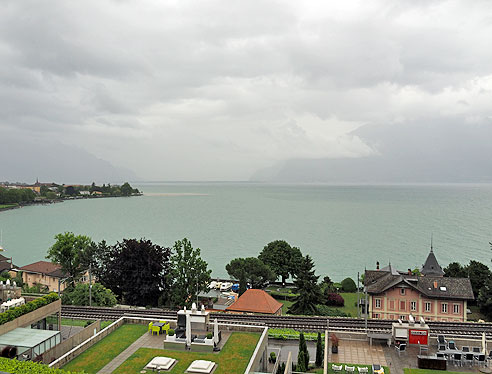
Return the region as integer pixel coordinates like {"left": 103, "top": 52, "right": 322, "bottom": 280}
{"left": 0, "top": 137, "right": 137, "bottom": 184}
{"left": 250, "top": 121, "right": 492, "bottom": 183}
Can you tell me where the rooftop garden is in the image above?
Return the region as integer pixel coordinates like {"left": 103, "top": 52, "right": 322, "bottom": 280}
{"left": 62, "top": 324, "right": 148, "bottom": 374}
{"left": 310, "top": 363, "right": 390, "bottom": 374}
{"left": 0, "top": 293, "right": 59, "bottom": 325}
{"left": 112, "top": 332, "right": 260, "bottom": 374}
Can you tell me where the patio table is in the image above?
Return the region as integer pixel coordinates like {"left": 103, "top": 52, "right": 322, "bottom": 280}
{"left": 153, "top": 322, "right": 165, "bottom": 333}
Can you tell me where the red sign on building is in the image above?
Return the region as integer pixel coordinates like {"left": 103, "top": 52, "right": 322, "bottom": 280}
{"left": 409, "top": 329, "right": 428, "bottom": 345}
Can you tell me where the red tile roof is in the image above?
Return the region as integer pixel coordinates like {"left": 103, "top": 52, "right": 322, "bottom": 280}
{"left": 19, "top": 261, "right": 63, "bottom": 276}
{"left": 226, "top": 289, "right": 283, "bottom": 314}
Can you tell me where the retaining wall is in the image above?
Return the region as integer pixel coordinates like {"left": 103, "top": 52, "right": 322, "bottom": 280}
{"left": 42, "top": 320, "right": 101, "bottom": 364}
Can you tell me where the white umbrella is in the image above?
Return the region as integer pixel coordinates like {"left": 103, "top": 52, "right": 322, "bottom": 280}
{"left": 186, "top": 313, "right": 192, "bottom": 346}
{"left": 214, "top": 318, "right": 219, "bottom": 345}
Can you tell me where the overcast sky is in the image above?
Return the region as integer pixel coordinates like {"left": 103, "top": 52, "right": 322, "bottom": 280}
{"left": 1, "top": 0, "right": 492, "bottom": 181}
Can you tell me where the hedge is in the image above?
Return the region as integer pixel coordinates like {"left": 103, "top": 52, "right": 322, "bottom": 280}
{"left": 0, "top": 357, "right": 84, "bottom": 374}
{"left": 268, "top": 290, "right": 298, "bottom": 301}
{"left": 0, "top": 293, "right": 59, "bottom": 325}
{"left": 269, "top": 328, "right": 324, "bottom": 341}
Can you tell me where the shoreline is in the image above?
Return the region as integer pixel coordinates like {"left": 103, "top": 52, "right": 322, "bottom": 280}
{"left": 0, "top": 193, "right": 142, "bottom": 213}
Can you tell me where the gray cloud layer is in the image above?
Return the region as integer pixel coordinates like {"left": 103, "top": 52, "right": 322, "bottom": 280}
{"left": 1, "top": 0, "right": 492, "bottom": 181}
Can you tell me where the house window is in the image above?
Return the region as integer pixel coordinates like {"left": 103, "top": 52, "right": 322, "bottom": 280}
{"left": 389, "top": 300, "right": 395, "bottom": 310}
{"left": 399, "top": 315, "right": 406, "bottom": 321}
{"left": 400, "top": 300, "right": 406, "bottom": 311}
{"left": 400, "top": 288, "right": 406, "bottom": 295}
{"left": 453, "top": 304, "right": 460, "bottom": 314}
{"left": 410, "top": 301, "right": 417, "bottom": 311}
{"left": 375, "top": 298, "right": 381, "bottom": 309}
{"left": 373, "top": 313, "right": 380, "bottom": 319}
{"left": 441, "top": 303, "right": 448, "bottom": 313}
{"left": 425, "top": 302, "right": 431, "bottom": 312}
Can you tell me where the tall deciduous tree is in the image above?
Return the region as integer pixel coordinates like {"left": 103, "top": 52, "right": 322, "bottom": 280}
{"left": 92, "top": 238, "right": 171, "bottom": 306}
{"left": 62, "top": 283, "right": 117, "bottom": 307}
{"left": 226, "top": 257, "right": 275, "bottom": 291}
{"left": 289, "top": 255, "right": 322, "bottom": 315}
{"left": 46, "top": 232, "right": 92, "bottom": 286}
{"left": 444, "top": 262, "right": 467, "bottom": 278}
{"left": 259, "top": 240, "right": 303, "bottom": 285}
{"left": 169, "top": 238, "right": 211, "bottom": 308}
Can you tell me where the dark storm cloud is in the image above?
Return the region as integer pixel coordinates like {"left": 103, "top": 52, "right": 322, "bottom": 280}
{"left": 1, "top": 0, "right": 491, "bottom": 180}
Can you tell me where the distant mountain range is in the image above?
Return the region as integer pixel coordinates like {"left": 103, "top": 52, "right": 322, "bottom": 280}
{"left": 0, "top": 137, "right": 137, "bottom": 184}
{"left": 251, "top": 121, "right": 492, "bottom": 183}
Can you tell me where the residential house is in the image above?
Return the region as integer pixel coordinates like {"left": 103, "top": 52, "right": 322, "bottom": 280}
{"left": 364, "top": 249, "right": 474, "bottom": 322}
{"left": 226, "top": 289, "right": 283, "bottom": 315}
{"left": 17, "top": 261, "right": 67, "bottom": 292}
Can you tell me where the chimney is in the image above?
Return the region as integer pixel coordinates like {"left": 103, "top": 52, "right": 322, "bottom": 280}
{"left": 433, "top": 281, "right": 438, "bottom": 289}
{"left": 376, "top": 261, "right": 380, "bottom": 270}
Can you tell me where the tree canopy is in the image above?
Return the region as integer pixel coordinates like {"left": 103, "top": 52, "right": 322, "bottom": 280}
{"left": 0, "top": 187, "right": 36, "bottom": 204}
{"left": 169, "top": 238, "right": 211, "bottom": 308}
{"left": 62, "top": 283, "right": 117, "bottom": 307}
{"left": 92, "top": 238, "right": 171, "bottom": 306}
{"left": 46, "top": 232, "right": 92, "bottom": 286}
{"left": 444, "top": 260, "right": 491, "bottom": 301}
{"left": 258, "top": 240, "right": 303, "bottom": 284}
{"left": 288, "top": 255, "right": 322, "bottom": 315}
{"left": 226, "top": 257, "right": 275, "bottom": 291}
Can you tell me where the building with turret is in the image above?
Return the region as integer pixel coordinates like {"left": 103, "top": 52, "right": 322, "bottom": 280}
{"left": 364, "top": 248, "right": 473, "bottom": 322}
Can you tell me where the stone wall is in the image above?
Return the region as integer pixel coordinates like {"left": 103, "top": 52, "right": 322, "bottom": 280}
{"left": 42, "top": 320, "right": 101, "bottom": 364}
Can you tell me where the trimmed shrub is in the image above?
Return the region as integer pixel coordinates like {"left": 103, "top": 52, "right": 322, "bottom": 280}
{"left": 269, "top": 352, "right": 277, "bottom": 363}
{"left": 206, "top": 332, "right": 213, "bottom": 339}
{"left": 0, "top": 357, "right": 82, "bottom": 373}
{"left": 325, "top": 292, "right": 345, "bottom": 307}
{"left": 341, "top": 277, "right": 357, "bottom": 292}
{"left": 0, "top": 293, "right": 59, "bottom": 325}
{"left": 168, "top": 329, "right": 175, "bottom": 336}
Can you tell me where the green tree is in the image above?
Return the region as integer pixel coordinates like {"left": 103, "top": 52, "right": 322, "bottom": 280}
{"left": 289, "top": 255, "right": 322, "bottom": 315}
{"left": 62, "top": 283, "right": 117, "bottom": 307}
{"left": 466, "top": 260, "right": 491, "bottom": 300}
{"left": 259, "top": 240, "right": 303, "bottom": 285}
{"left": 315, "top": 332, "right": 323, "bottom": 367}
{"left": 444, "top": 262, "right": 467, "bottom": 278}
{"left": 46, "top": 232, "right": 92, "bottom": 286}
{"left": 478, "top": 278, "right": 492, "bottom": 319}
{"left": 92, "top": 238, "right": 171, "bottom": 306}
{"left": 226, "top": 257, "right": 275, "bottom": 291}
{"left": 298, "top": 332, "right": 309, "bottom": 370}
{"left": 120, "top": 182, "right": 133, "bottom": 196}
{"left": 341, "top": 277, "right": 357, "bottom": 292}
{"left": 169, "top": 238, "right": 211, "bottom": 308}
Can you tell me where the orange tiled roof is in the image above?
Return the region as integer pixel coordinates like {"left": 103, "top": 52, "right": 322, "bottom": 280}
{"left": 19, "top": 261, "right": 63, "bottom": 276}
{"left": 226, "top": 289, "right": 283, "bottom": 314}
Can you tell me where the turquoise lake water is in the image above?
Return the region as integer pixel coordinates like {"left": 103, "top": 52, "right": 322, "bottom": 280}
{"left": 0, "top": 183, "right": 491, "bottom": 281}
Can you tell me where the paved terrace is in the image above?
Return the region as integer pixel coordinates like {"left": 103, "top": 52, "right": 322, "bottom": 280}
{"left": 97, "top": 330, "right": 232, "bottom": 374}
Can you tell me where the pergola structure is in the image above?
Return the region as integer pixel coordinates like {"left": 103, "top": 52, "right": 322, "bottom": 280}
{"left": 0, "top": 327, "right": 61, "bottom": 360}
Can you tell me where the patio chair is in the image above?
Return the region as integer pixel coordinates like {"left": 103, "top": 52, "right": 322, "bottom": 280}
{"left": 372, "top": 364, "right": 384, "bottom": 374}
{"left": 332, "top": 364, "right": 343, "bottom": 373}
{"left": 162, "top": 322, "right": 170, "bottom": 334}
{"left": 448, "top": 341, "right": 457, "bottom": 350}
{"left": 438, "top": 344, "right": 446, "bottom": 351}
{"left": 437, "top": 353, "right": 445, "bottom": 359}
{"left": 345, "top": 365, "right": 355, "bottom": 373}
{"left": 452, "top": 353, "right": 462, "bottom": 366}
{"left": 464, "top": 353, "right": 474, "bottom": 366}
{"left": 159, "top": 320, "right": 166, "bottom": 324}
{"left": 151, "top": 325, "right": 161, "bottom": 336}
{"left": 396, "top": 343, "right": 406, "bottom": 356}
{"left": 437, "top": 335, "right": 446, "bottom": 346}
{"left": 476, "top": 354, "right": 486, "bottom": 367}
{"left": 148, "top": 322, "right": 153, "bottom": 333}
{"left": 473, "top": 347, "right": 481, "bottom": 353}
{"left": 462, "top": 346, "right": 470, "bottom": 352}
{"left": 357, "top": 367, "right": 369, "bottom": 374}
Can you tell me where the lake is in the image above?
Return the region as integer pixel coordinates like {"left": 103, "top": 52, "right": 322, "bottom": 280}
{"left": 0, "top": 183, "right": 491, "bottom": 281}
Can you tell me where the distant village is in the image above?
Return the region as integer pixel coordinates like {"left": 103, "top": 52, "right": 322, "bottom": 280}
{"left": 0, "top": 180, "right": 141, "bottom": 210}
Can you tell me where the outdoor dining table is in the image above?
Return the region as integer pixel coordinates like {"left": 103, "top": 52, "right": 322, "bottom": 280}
{"left": 153, "top": 322, "right": 165, "bottom": 333}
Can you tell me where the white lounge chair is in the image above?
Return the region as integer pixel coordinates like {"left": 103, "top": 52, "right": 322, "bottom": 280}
{"left": 357, "top": 367, "right": 369, "bottom": 374}
{"left": 332, "top": 364, "right": 343, "bottom": 373}
{"left": 345, "top": 365, "right": 356, "bottom": 373}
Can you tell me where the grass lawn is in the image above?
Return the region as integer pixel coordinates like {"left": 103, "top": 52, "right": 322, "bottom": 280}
{"left": 282, "top": 300, "right": 294, "bottom": 314}
{"left": 62, "top": 323, "right": 148, "bottom": 374}
{"left": 0, "top": 204, "right": 17, "bottom": 209}
{"left": 404, "top": 369, "right": 467, "bottom": 374}
{"left": 336, "top": 292, "right": 359, "bottom": 317}
{"left": 468, "top": 305, "right": 487, "bottom": 321}
{"left": 112, "top": 332, "right": 260, "bottom": 374}
{"left": 309, "top": 363, "right": 390, "bottom": 374}
{"left": 61, "top": 318, "right": 113, "bottom": 329}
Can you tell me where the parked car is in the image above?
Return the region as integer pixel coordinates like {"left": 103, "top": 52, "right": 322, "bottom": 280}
{"left": 220, "top": 282, "right": 233, "bottom": 291}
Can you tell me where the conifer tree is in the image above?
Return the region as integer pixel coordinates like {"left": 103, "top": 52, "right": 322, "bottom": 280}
{"left": 288, "top": 255, "right": 322, "bottom": 315}
{"left": 315, "top": 332, "right": 323, "bottom": 367}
